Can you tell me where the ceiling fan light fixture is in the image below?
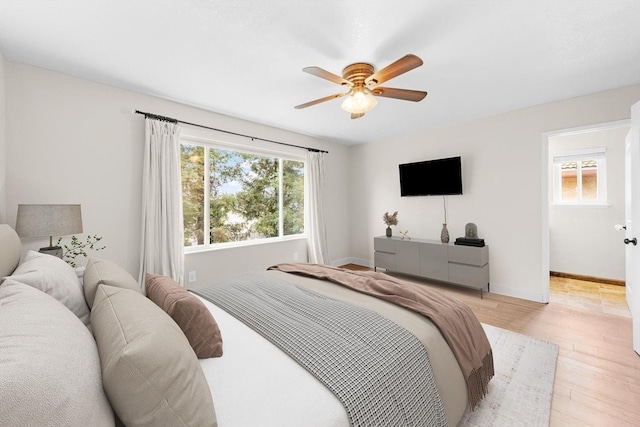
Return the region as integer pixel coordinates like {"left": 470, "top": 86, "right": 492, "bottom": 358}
{"left": 296, "top": 54, "right": 425, "bottom": 116}
{"left": 341, "top": 89, "right": 378, "bottom": 114}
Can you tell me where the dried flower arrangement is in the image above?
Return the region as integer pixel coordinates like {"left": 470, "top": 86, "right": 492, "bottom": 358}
{"left": 382, "top": 211, "right": 399, "bottom": 227}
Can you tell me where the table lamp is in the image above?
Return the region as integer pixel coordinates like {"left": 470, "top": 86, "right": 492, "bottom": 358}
{"left": 15, "top": 204, "right": 83, "bottom": 258}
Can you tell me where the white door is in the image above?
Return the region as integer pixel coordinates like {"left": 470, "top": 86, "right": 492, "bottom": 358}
{"left": 625, "top": 100, "right": 640, "bottom": 355}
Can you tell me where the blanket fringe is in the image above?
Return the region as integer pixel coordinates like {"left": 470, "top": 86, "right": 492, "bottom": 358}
{"left": 468, "top": 349, "right": 494, "bottom": 410}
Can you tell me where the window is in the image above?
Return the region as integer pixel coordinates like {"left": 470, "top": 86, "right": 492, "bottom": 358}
{"left": 181, "top": 143, "right": 304, "bottom": 249}
{"left": 552, "top": 148, "right": 607, "bottom": 205}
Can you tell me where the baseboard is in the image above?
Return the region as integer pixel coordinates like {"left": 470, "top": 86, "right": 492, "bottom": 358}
{"left": 550, "top": 271, "right": 625, "bottom": 287}
{"left": 489, "top": 283, "right": 546, "bottom": 303}
{"left": 330, "top": 257, "right": 372, "bottom": 268}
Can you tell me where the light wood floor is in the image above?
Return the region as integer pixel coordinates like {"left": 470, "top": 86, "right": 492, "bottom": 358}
{"left": 340, "top": 264, "right": 640, "bottom": 427}
{"left": 550, "top": 276, "right": 631, "bottom": 318}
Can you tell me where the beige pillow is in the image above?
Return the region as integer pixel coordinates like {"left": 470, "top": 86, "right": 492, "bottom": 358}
{"left": 0, "top": 224, "right": 21, "bottom": 278}
{"left": 91, "top": 284, "right": 217, "bottom": 427}
{"left": 0, "top": 280, "right": 114, "bottom": 426}
{"left": 83, "top": 257, "right": 142, "bottom": 308}
{"left": 146, "top": 274, "right": 223, "bottom": 358}
{"left": 8, "top": 250, "right": 91, "bottom": 328}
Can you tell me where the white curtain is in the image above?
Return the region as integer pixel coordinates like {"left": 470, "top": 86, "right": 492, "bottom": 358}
{"left": 305, "top": 151, "right": 329, "bottom": 264}
{"left": 138, "top": 118, "right": 185, "bottom": 286}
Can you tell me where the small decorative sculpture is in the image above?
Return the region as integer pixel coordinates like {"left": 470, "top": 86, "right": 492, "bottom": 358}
{"left": 399, "top": 230, "right": 411, "bottom": 240}
{"left": 465, "top": 223, "right": 478, "bottom": 239}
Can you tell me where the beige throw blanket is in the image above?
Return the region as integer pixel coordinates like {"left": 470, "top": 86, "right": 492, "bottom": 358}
{"left": 269, "top": 263, "right": 494, "bottom": 410}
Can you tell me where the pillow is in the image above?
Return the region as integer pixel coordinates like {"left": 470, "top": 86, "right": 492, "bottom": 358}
{"left": 0, "top": 280, "right": 114, "bottom": 427}
{"left": 146, "top": 273, "right": 223, "bottom": 358}
{"left": 7, "top": 250, "right": 91, "bottom": 328}
{"left": 83, "top": 257, "right": 142, "bottom": 308}
{"left": 91, "top": 285, "right": 217, "bottom": 427}
{"left": 0, "top": 224, "right": 21, "bottom": 278}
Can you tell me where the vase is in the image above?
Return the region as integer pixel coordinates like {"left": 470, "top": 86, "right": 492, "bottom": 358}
{"left": 386, "top": 226, "right": 392, "bottom": 238}
{"left": 440, "top": 223, "right": 450, "bottom": 243}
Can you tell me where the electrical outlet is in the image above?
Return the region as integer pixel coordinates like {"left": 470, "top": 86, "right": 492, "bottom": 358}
{"left": 293, "top": 252, "right": 299, "bottom": 261}
{"left": 188, "top": 271, "right": 197, "bottom": 283}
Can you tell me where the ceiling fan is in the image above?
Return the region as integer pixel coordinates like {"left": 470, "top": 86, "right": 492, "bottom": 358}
{"left": 295, "top": 54, "right": 427, "bottom": 119}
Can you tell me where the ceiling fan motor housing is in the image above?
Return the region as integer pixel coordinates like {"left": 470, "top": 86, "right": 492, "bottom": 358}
{"left": 342, "top": 63, "right": 375, "bottom": 87}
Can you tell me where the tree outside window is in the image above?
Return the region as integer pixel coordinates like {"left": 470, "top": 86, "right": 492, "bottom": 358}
{"left": 181, "top": 144, "right": 304, "bottom": 247}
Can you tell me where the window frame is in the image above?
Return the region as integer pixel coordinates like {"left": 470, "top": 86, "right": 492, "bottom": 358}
{"left": 552, "top": 147, "right": 608, "bottom": 206}
{"left": 180, "top": 132, "right": 307, "bottom": 253}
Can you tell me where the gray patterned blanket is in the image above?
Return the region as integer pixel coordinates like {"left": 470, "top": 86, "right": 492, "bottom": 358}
{"left": 192, "top": 273, "right": 447, "bottom": 427}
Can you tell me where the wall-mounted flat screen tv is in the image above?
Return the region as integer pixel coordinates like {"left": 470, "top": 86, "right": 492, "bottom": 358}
{"left": 399, "top": 156, "right": 463, "bottom": 196}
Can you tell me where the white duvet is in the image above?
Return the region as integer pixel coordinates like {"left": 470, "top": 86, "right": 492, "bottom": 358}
{"left": 197, "top": 296, "right": 350, "bottom": 427}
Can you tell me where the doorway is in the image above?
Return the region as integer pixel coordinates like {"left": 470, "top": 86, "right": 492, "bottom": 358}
{"left": 541, "top": 120, "right": 630, "bottom": 304}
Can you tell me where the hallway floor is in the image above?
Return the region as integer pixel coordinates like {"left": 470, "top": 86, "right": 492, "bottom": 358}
{"left": 549, "top": 276, "right": 631, "bottom": 318}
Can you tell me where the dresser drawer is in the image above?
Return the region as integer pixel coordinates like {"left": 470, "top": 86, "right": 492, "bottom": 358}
{"left": 447, "top": 245, "right": 488, "bottom": 266}
{"left": 449, "top": 263, "right": 489, "bottom": 288}
{"left": 374, "top": 237, "right": 396, "bottom": 253}
{"left": 374, "top": 252, "right": 396, "bottom": 270}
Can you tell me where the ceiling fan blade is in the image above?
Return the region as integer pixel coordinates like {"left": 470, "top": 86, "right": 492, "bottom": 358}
{"left": 365, "top": 54, "right": 423, "bottom": 87}
{"left": 351, "top": 113, "right": 365, "bottom": 120}
{"left": 371, "top": 87, "right": 427, "bottom": 102}
{"left": 294, "top": 92, "right": 349, "bottom": 109}
{"left": 303, "top": 66, "right": 353, "bottom": 86}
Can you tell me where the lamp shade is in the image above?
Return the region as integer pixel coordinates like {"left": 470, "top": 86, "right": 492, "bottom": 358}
{"left": 341, "top": 89, "right": 378, "bottom": 114}
{"left": 15, "top": 204, "right": 83, "bottom": 238}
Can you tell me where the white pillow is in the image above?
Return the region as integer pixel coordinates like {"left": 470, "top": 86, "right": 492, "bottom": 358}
{"left": 7, "top": 250, "right": 91, "bottom": 328}
{"left": 0, "top": 279, "right": 114, "bottom": 426}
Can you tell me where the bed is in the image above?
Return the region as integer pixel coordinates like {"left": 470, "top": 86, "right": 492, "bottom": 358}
{"left": 0, "top": 223, "right": 492, "bottom": 427}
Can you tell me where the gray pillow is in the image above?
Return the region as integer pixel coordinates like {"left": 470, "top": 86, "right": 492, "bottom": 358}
{"left": 0, "top": 279, "right": 114, "bottom": 426}
{"left": 8, "top": 250, "right": 91, "bottom": 328}
{"left": 83, "top": 257, "right": 142, "bottom": 308}
{"left": 91, "top": 284, "right": 217, "bottom": 427}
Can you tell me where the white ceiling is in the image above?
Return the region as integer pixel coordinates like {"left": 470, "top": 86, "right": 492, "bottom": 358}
{"left": 1, "top": 1, "right": 639, "bottom": 145}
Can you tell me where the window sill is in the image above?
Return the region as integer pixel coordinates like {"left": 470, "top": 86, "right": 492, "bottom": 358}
{"left": 551, "top": 203, "right": 611, "bottom": 208}
{"left": 184, "top": 234, "right": 307, "bottom": 255}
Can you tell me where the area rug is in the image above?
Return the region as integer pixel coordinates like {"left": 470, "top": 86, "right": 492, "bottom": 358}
{"left": 457, "top": 324, "right": 559, "bottom": 427}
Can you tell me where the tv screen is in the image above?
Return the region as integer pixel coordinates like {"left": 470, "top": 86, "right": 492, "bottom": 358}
{"left": 399, "top": 156, "right": 463, "bottom": 196}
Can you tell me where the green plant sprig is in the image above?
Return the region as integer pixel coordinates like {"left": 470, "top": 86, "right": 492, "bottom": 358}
{"left": 55, "top": 234, "right": 106, "bottom": 268}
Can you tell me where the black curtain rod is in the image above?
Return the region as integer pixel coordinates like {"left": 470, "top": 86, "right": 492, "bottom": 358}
{"left": 134, "top": 110, "right": 328, "bottom": 154}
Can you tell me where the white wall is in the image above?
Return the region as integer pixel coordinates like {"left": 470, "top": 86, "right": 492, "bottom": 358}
{"left": 348, "top": 85, "right": 640, "bottom": 302}
{"left": 548, "top": 126, "right": 628, "bottom": 281}
{"left": 4, "top": 61, "right": 350, "bottom": 283}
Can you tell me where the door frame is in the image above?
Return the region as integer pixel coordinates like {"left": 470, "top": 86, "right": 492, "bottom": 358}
{"left": 541, "top": 119, "right": 630, "bottom": 303}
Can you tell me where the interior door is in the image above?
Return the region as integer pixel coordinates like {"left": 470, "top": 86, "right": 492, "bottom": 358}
{"left": 625, "top": 100, "right": 640, "bottom": 355}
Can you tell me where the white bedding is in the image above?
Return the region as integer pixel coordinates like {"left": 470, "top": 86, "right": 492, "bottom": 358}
{"left": 197, "top": 296, "right": 350, "bottom": 427}
{"left": 195, "top": 269, "right": 468, "bottom": 427}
